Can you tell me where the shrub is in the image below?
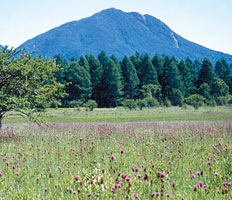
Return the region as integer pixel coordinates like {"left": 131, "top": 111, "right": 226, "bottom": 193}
{"left": 215, "top": 96, "right": 229, "bottom": 106}
{"left": 164, "top": 100, "right": 172, "bottom": 107}
{"left": 68, "top": 100, "right": 81, "bottom": 108}
{"left": 206, "top": 100, "right": 217, "bottom": 107}
{"left": 136, "top": 99, "right": 147, "bottom": 110}
{"left": 145, "top": 97, "right": 159, "bottom": 108}
{"left": 84, "top": 100, "right": 98, "bottom": 111}
{"left": 184, "top": 94, "right": 206, "bottom": 110}
{"left": 122, "top": 99, "right": 137, "bottom": 110}
{"left": 228, "top": 96, "right": 232, "bottom": 105}
{"left": 50, "top": 101, "right": 61, "bottom": 109}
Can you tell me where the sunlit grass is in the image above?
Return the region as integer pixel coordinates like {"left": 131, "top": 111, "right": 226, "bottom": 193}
{"left": 0, "top": 121, "right": 231, "bottom": 199}
{"left": 3, "top": 106, "right": 232, "bottom": 125}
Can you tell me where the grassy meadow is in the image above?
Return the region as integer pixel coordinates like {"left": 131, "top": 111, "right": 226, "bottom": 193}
{"left": 3, "top": 105, "right": 232, "bottom": 125}
{"left": 0, "top": 106, "right": 232, "bottom": 199}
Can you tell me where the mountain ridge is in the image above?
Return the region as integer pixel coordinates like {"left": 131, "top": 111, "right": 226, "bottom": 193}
{"left": 18, "top": 8, "right": 232, "bottom": 63}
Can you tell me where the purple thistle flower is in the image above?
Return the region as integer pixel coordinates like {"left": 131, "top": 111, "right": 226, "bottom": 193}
{"left": 166, "top": 193, "right": 171, "bottom": 197}
{"left": 134, "top": 193, "right": 139, "bottom": 198}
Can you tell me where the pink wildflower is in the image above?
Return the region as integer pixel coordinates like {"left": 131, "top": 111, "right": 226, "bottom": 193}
{"left": 120, "top": 148, "right": 125, "bottom": 154}
{"left": 199, "top": 181, "right": 203, "bottom": 187}
{"left": 134, "top": 193, "right": 139, "bottom": 198}
{"left": 166, "top": 193, "right": 171, "bottom": 197}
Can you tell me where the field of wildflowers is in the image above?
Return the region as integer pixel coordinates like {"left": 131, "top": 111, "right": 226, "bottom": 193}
{"left": 0, "top": 121, "right": 231, "bottom": 199}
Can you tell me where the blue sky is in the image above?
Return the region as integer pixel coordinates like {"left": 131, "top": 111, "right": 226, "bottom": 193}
{"left": 0, "top": 0, "right": 231, "bottom": 54}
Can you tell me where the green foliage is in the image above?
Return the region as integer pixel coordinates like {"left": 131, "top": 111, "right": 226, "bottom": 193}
{"left": 145, "top": 97, "right": 159, "bottom": 108}
{"left": 0, "top": 47, "right": 63, "bottom": 128}
{"left": 88, "top": 54, "right": 103, "bottom": 104}
{"left": 211, "top": 78, "right": 229, "bottom": 98}
{"left": 164, "top": 100, "right": 172, "bottom": 107}
{"left": 65, "top": 61, "right": 92, "bottom": 103}
{"left": 198, "top": 83, "right": 211, "bottom": 100}
{"left": 84, "top": 100, "right": 98, "bottom": 111}
{"left": 54, "top": 54, "right": 69, "bottom": 84}
{"left": 198, "top": 57, "right": 215, "bottom": 86}
{"left": 184, "top": 94, "right": 206, "bottom": 110}
{"left": 206, "top": 100, "right": 217, "bottom": 107}
{"left": 100, "top": 58, "right": 122, "bottom": 107}
{"left": 215, "top": 96, "right": 230, "bottom": 106}
{"left": 140, "top": 54, "right": 159, "bottom": 86}
{"left": 130, "top": 52, "right": 142, "bottom": 81}
{"left": 136, "top": 99, "right": 147, "bottom": 110}
{"left": 122, "top": 99, "right": 137, "bottom": 110}
{"left": 164, "top": 58, "right": 183, "bottom": 106}
{"left": 152, "top": 53, "right": 164, "bottom": 85}
{"left": 169, "top": 89, "right": 183, "bottom": 107}
{"left": 79, "top": 55, "right": 90, "bottom": 72}
{"left": 140, "top": 84, "right": 161, "bottom": 102}
{"left": 121, "top": 56, "right": 140, "bottom": 99}
{"left": 67, "top": 100, "right": 82, "bottom": 108}
{"left": 215, "top": 58, "right": 230, "bottom": 85}
{"left": 178, "top": 59, "right": 196, "bottom": 97}
{"left": 17, "top": 52, "right": 232, "bottom": 111}
{"left": 228, "top": 95, "right": 232, "bottom": 105}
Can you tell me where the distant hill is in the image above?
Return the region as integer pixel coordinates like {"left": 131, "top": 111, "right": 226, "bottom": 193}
{"left": 0, "top": 45, "right": 3, "bottom": 49}
{"left": 18, "top": 8, "right": 232, "bottom": 63}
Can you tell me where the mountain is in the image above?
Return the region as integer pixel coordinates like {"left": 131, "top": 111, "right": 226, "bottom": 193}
{"left": 0, "top": 45, "right": 3, "bottom": 49}
{"left": 18, "top": 8, "right": 232, "bottom": 63}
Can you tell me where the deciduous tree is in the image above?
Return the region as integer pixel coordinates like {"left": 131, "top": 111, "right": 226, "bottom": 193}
{"left": 0, "top": 48, "right": 63, "bottom": 130}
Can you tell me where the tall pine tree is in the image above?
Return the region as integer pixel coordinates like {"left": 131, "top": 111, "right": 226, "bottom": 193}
{"left": 121, "top": 56, "right": 140, "bottom": 99}
{"left": 130, "top": 52, "right": 143, "bottom": 81}
{"left": 88, "top": 54, "right": 103, "bottom": 105}
{"left": 164, "top": 58, "right": 183, "bottom": 106}
{"left": 215, "top": 58, "right": 230, "bottom": 85}
{"left": 140, "top": 54, "right": 159, "bottom": 86}
{"left": 152, "top": 54, "right": 164, "bottom": 86}
{"left": 100, "top": 58, "right": 122, "bottom": 107}
{"left": 65, "top": 61, "right": 92, "bottom": 103}
{"left": 198, "top": 57, "right": 216, "bottom": 87}
{"left": 79, "top": 55, "right": 90, "bottom": 72}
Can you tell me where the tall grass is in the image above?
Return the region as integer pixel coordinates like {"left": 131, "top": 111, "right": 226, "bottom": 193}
{"left": 0, "top": 121, "right": 231, "bottom": 199}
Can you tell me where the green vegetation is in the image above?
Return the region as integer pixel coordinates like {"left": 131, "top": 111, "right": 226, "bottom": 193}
{"left": 3, "top": 106, "right": 232, "bottom": 125}
{"left": 0, "top": 121, "right": 231, "bottom": 199}
{"left": 0, "top": 47, "right": 63, "bottom": 129}
{"left": 1, "top": 47, "right": 232, "bottom": 199}
{"left": 53, "top": 52, "right": 232, "bottom": 111}
{"left": 2, "top": 46, "right": 232, "bottom": 128}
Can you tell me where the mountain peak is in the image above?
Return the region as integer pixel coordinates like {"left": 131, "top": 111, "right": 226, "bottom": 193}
{"left": 18, "top": 8, "right": 232, "bottom": 63}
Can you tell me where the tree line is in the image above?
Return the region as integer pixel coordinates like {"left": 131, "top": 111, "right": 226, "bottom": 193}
{"left": 54, "top": 51, "right": 232, "bottom": 108}
{"left": 1, "top": 47, "right": 232, "bottom": 129}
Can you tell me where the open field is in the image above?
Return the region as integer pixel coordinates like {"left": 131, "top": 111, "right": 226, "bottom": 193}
{"left": 1, "top": 107, "right": 232, "bottom": 199}
{"left": 0, "top": 121, "right": 231, "bottom": 199}
{"left": 3, "top": 106, "right": 232, "bottom": 125}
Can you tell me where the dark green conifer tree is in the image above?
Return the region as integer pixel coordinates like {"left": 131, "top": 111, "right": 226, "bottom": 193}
{"left": 130, "top": 52, "right": 143, "bottom": 81}
{"left": 140, "top": 54, "right": 159, "bottom": 86}
{"left": 79, "top": 55, "right": 90, "bottom": 72}
{"left": 98, "top": 51, "right": 108, "bottom": 69}
{"left": 198, "top": 83, "right": 211, "bottom": 100}
{"left": 198, "top": 57, "right": 216, "bottom": 86}
{"left": 211, "top": 78, "right": 229, "bottom": 98}
{"left": 54, "top": 54, "right": 69, "bottom": 84}
{"left": 121, "top": 56, "right": 140, "bottom": 99}
{"left": 65, "top": 61, "right": 92, "bottom": 103}
{"left": 88, "top": 54, "right": 103, "bottom": 105}
{"left": 164, "top": 59, "right": 183, "bottom": 106}
{"left": 178, "top": 59, "right": 196, "bottom": 97}
{"left": 101, "top": 58, "right": 122, "bottom": 107}
{"left": 152, "top": 54, "right": 164, "bottom": 86}
{"left": 215, "top": 58, "right": 230, "bottom": 85}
